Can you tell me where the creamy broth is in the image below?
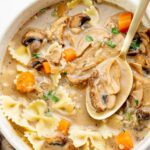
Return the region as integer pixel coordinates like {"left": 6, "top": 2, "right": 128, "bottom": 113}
{"left": 0, "top": 1, "right": 150, "bottom": 150}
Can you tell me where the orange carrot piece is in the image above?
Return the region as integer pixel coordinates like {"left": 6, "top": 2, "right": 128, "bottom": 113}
{"left": 63, "top": 48, "right": 77, "bottom": 62}
{"left": 16, "top": 72, "right": 35, "bottom": 93}
{"left": 58, "top": 119, "right": 70, "bottom": 135}
{"left": 118, "top": 12, "right": 133, "bottom": 33}
{"left": 116, "top": 130, "right": 134, "bottom": 150}
{"left": 43, "top": 62, "right": 51, "bottom": 74}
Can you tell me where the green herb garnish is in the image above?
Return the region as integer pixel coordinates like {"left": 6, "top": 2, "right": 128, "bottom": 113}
{"left": 130, "top": 39, "right": 140, "bottom": 50}
{"left": 45, "top": 111, "right": 52, "bottom": 117}
{"left": 32, "top": 53, "right": 41, "bottom": 58}
{"left": 85, "top": 35, "right": 94, "bottom": 42}
{"left": 43, "top": 91, "right": 59, "bottom": 102}
{"left": 106, "top": 40, "right": 116, "bottom": 48}
{"left": 126, "top": 112, "right": 132, "bottom": 121}
{"left": 40, "top": 8, "right": 47, "bottom": 13}
{"left": 51, "top": 8, "right": 57, "bottom": 17}
{"left": 62, "top": 72, "right": 67, "bottom": 76}
{"left": 134, "top": 99, "right": 139, "bottom": 106}
{"left": 111, "top": 27, "right": 120, "bottom": 34}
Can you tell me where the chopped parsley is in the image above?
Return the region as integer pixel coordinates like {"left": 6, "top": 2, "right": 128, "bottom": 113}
{"left": 45, "top": 110, "right": 52, "bottom": 117}
{"left": 85, "top": 35, "right": 94, "bottom": 42}
{"left": 43, "top": 91, "right": 59, "bottom": 102}
{"left": 126, "top": 112, "right": 132, "bottom": 121}
{"left": 129, "top": 38, "right": 141, "bottom": 50}
{"left": 106, "top": 40, "right": 116, "bottom": 48}
{"left": 62, "top": 72, "right": 67, "bottom": 76}
{"left": 32, "top": 53, "right": 41, "bottom": 58}
{"left": 111, "top": 27, "right": 120, "bottom": 34}
{"left": 134, "top": 99, "right": 139, "bottom": 106}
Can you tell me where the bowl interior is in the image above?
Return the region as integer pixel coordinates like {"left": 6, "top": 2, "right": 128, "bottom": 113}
{"left": 0, "top": 0, "right": 149, "bottom": 150}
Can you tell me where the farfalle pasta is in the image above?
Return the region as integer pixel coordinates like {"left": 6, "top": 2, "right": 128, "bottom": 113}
{"left": 52, "top": 86, "right": 76, "bottom": 115}
{"left": 69, "top": 126, "right": 106, "bottom": 149}
{"left": 25, "top": 132, "right": 45, "bottom": 150}
{"left": 0, "top": 96, "right": 34, "bottom": 130}
{"left": 0, "top": 0, "right": 150, "bottom": 150}
{"left": 22, "top": 100, "right": 59, "bottom": 137}
{"left": 8, "top": 45, "right": 31, "bottom": 65}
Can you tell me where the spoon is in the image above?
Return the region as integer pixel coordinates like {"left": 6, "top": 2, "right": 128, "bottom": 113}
{"left": 86, "top": 0, "right": 150, "bottom": 120}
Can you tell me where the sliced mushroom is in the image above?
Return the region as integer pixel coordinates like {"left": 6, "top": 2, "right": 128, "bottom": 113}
{"left": 28, "top": 58, "right": 46, "bottom": 71}
{"left": 138, "top": 28, "right": 150, "bottom": 55}
{"left": 46, "top": 16, "right": 70, "bottom": 45}
{"left": 136, "top": 106, "right": 150, "bottom": 121}
{"left": 45, "top": 134, "right": 68, "bottom": 146}
{"left": 22, "top": 29, "right": 46, "bottom": 52}
{"left": 69, "top": 13, "right": 90, "bottom": 28}
{"left": 67, "top": 69, "right": 97, "bottom": 85}
{"left": 88, "top": 59, "right": 121, "bottom": 112}
{"left": 66, "top": 29, "right": 119, "bottom": 85}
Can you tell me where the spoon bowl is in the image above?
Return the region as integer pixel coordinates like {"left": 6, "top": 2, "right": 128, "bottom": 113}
{"left": 86, "top": 57, "right": 133, "bottom": 120}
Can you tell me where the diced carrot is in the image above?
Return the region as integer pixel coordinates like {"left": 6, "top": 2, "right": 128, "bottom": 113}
{"left": 16, "top": 72, "right": 35, "bottom": 93}
{"left": 57, "top": 119, "right": 70, "bottom": 135}
{"left": 118, "top": 12, "right": 133, "bottom": 33}
{"left": 63, "top": 48, "right": 77, "bottom": 62}
{"left": 42, "top": 62, "right": 51, "bottom": 74}
{"left": 116, "top": 130, "right": 134, "bottom": 150}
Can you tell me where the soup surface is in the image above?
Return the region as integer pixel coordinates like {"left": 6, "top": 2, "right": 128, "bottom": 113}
{"left": 0, "top": 1, "right": 150, "bottom": 150}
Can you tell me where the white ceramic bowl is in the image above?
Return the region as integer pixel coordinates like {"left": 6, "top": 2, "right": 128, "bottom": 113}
{"left": 0, "top": 0, "right": 150, "bottom": 150}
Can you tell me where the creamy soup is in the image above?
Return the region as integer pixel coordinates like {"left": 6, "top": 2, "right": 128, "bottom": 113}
{"left": 0, "top": 1, "right": 150, "bottom": 150}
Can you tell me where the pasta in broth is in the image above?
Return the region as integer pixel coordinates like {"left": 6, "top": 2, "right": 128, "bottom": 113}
{"left": 0, "top": 0, "right": 150, "bottom": 150}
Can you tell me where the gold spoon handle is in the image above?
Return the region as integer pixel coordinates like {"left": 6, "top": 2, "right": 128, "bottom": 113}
{"left": 120, "top": 0, "right": 150, "bottom": 57}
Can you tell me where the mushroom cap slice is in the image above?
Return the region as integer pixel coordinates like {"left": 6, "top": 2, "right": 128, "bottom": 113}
{"left": 86, "top": 57, "right": 133, "bottom": 120}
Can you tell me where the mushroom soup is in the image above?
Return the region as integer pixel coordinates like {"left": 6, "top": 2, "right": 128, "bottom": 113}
{"left": 0, "top": 1, "right": 150, "bottom": 150}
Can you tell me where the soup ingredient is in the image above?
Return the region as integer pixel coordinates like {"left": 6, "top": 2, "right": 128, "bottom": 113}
{"left": 16, "top": 45, "right": 28, "bottom": 55}
{"left": 32, "top": 53, "right": 41, "bottom": 58}
{"left": 136, "top": 106, "right": 150, "bottom": 121}
{"left": 88, "top": 60, "right": 120, "bottom": 111}
{"left": 118, "top": 12, "right": 133, "bottom": 33}
{"left": 112, "top": 27, "right": 120, "bottom": 34}
{"left": 42, "top": 62, "right": 51, "bottom": 74}
{"left": 83, "top": 5, "right": 100, "bottom": 26}
{"left": 29, "top": 58, "right": 45, "bottom": 71}
{"left": 134, "top": 99, "right": 139, "bottom": 107}
{"left": 130, "top": 38, "right": 141, "bottom": 50}
{"left": 116, "top": 130, "right": 134, "bottom": 150}
{"left": 16, "top": 72, "right": 35, "bottom": 93}
{"left": 106, "top": 40, "right": 116, "bottom": 48}
{"left": 85, "top": 35, "right": 93, "bottom": 42}
{"left": 67, "top": 0, "right": 81, "bottom": 9}
{"left": 22, "top": 29, "right": 46, "bottom": 52}
{"left": 43, "top": 91, "right": 59, "bottom": 102}
{"left": 63, "top": 48, "right": 77, "bottom": 62}
{"left": 46, "top": 134, "right": 68, "bottom": 146}
{"left": 69, "top": 13, "right": 90, "bottom": 28}
{"left": 58, "top": 119, "right": 70, "bottom": 135}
